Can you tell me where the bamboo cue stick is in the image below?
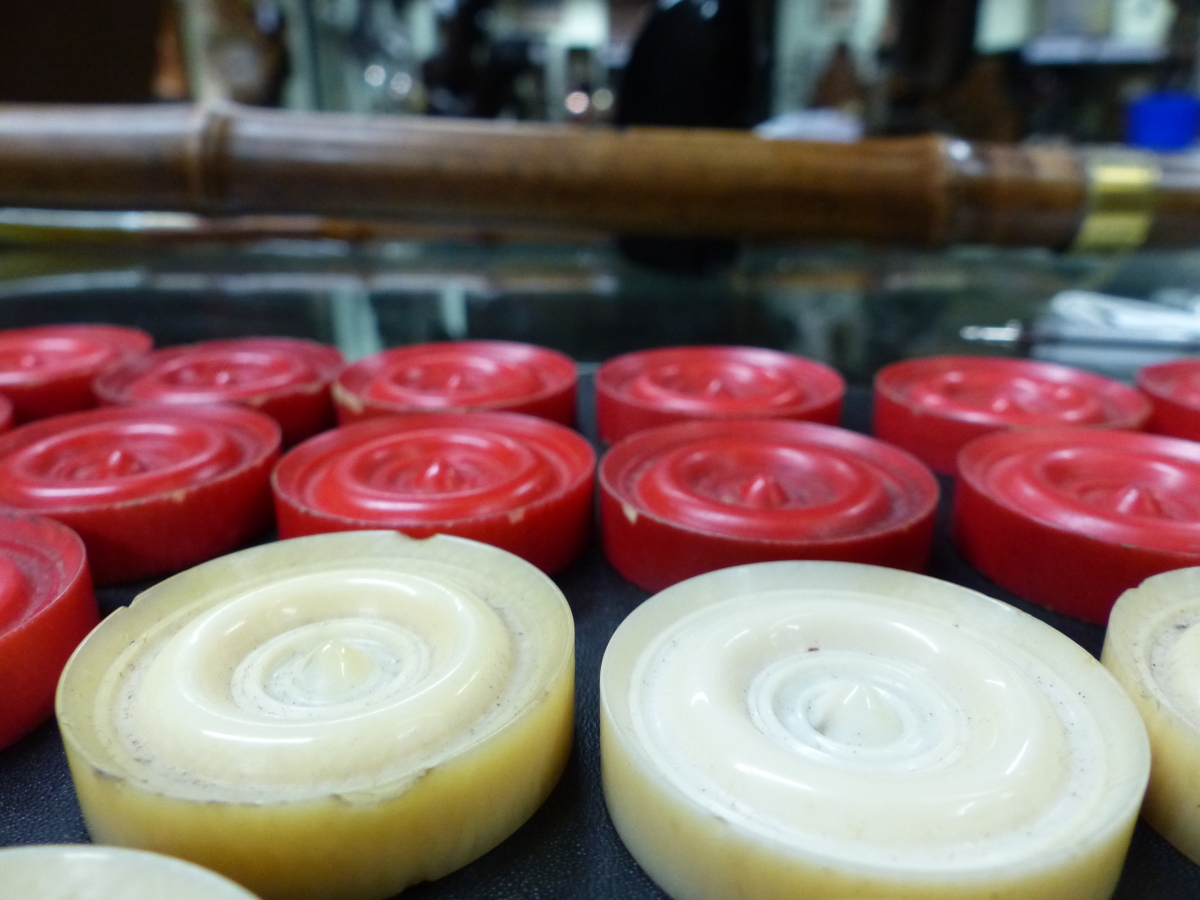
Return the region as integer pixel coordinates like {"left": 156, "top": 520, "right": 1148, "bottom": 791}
{"left": 0, "top": 102, "right": 1196, "bottom": 249}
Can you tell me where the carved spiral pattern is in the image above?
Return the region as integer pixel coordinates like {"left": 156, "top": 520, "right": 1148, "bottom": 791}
{"left": 908, "top": 371, "right": 1105, "bottom": 425}
{"left": 57, "top": 532, "right": 575, "bottom": 900}
{"left": 602, "top": 562, "right": 1149, "bottom": 899}
{"left": 874, "top": 356, "right": 1150, "bottom": 475}
{"left": 877, "top": 356, "right": 1145, "bottom": 429}
{"left": 0, "top": 325, "right": 150, "bottom": 386}
{"left": 600, "top": 347, "right": 839, "bottom": 413}
{"left": 604, "top": 420, "right": 934, "bottom": 542}
{"left": 274, "top": 413, "right": 594, "bottom": 574}
{"left": 627, "top": 361, "right": 807, "bottom": 408}
{"left": 96, "top": 339, "right": 342, "bottom": 404}
{"left": 0, "top": 407, "right": 270, "bottom": 509}
{"left": 72, "top": 536, "right": 567, "bottom": 801}
{"left": 0, "top": 336, "right": 111, "bottom": 381}
{"left": 961, "top": 429, "right": 1200, "bottom": 554}
{"left": 336, "top": 342, "right": 576, "bottom": 415}
{"left": 281, "top": 418, "right": 577, "bottom": 524}
{"left": 627, "top": 438, "right": 894, "bottom": 540}
{"left": 108, "top": 568, "right": 512, "bottom": 797}
{"left": 376, "top": 355, "right": 542, "bottom": 406}
{"left": 595, "top": 347, "right": 844, "bottom": 442}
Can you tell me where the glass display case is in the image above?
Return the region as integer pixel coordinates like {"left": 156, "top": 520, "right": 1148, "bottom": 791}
{"left": 2, "top": 236, "right": 1196, "bottom": 377}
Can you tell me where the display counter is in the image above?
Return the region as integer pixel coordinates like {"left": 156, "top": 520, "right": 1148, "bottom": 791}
{"left": 1, "top": 236, "right": 1198, "bottom": 898}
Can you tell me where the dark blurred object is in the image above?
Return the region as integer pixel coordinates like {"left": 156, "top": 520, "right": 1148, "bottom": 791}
{"left": 0, "top": 0, "right": 162, "bottom": 102}
{"left": 1019, "top": 62, "right": 1149, "bottom": 142}
{"left": 616, "top": 0, "right": 766, "bottom": 128}
{"left": 939, "top": 53, "right": 1023, "bottom": 142}
{"left": 153, "top": 0, "right": 191, "bottom": 101}
{"left": 183, "top": 0, "right": 290, "bottom": 106}
{"left": 615, "top": 0, "right": 771, "bottom": 274}
{"left": 884, "top": 0, "right": 980, "bottom": 134}
{"left": 420, "top": 0, "right": 607, "bottom": 121}
{"left": 422, "top": 0, "right": 527, "bottom": 118}
{"left": 812, "top": 41, "right": 868, "bottom": 113}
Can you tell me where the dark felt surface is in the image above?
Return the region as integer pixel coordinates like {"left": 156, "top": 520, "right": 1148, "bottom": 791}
{"left": 1, "top": 384, "right": 1195, "bottom": 899}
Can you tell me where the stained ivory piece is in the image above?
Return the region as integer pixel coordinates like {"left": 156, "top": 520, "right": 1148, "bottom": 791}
{"left": 56, "top": 531, "right": 575, "bottom": 900}
{"left": 1103, "top": 567, "right": 1200, "bottom": 864}
{"left": 0, "top": 845, "right": 260, "bottom": 900}
{"left": 601, "top": 561, "right": 1150, "bottom": 900}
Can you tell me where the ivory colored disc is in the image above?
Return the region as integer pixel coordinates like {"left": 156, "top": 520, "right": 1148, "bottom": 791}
{"left": 601, "top": 561, "right": 1149, "bottom": 900}
{"left": 57, "top": 531, "right": 575, "bottom": 900}
{"left": 0, "top": 845, "right": 260, "bottom": 900}
{"left": 1103, "top": 566, "right": 1200, "bottom": 864}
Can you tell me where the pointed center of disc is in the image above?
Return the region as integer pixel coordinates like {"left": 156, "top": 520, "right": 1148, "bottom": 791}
{"left": 1112, "top": 485, "right": 1164, "bottom": 518}
{"left": 297, "top": 640, "right": 378, "bottom": 704}
{"left": 417, "top": 459, "right": 466, "bottom": 492}
{"left": 806, "top": 680, "right": 904, "bottom": 748}
{"left": 739, "top": 474, "right": 789, "bottom": 508}
{"left": 704, "top": 377, "right": 732, "bottom": 398}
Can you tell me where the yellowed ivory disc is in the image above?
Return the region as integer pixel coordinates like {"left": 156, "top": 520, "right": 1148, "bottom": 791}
{"left": 0, "top": 844, "right": 261, "bottom": 900}
{"left": 57, "top": 531, "right": 575, "bottom": 900}
{"left": 1104, "top": 566, "right": 1200, "bottom": 864}
{"left": 601, "top": 560, "right": 1149, "bottom": 900}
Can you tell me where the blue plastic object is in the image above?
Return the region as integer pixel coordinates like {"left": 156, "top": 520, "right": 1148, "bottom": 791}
{"left": 1127, "top": 92, "right": 1200, "bottom": 151}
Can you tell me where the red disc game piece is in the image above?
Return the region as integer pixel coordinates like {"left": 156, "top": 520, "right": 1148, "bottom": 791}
{"left": 0, "top": 324, "right": 152, "bottom": 423}
{"left": 874, "top": 355, "right": 1150, "bottom": 474}
{"left": 955, "top": 428, "right": 1200, "bottom": 623}
{"left": 0, "top": 512, "right": 97, "bottom": 748}
{"left": 0, "top": 406, "right": 280, "bottom": 584}
{"left": 595, "top": 345, "right": 844, "bottom": 443}
{"left": 273, "top": 412, "right": 594, "bottom": 574}
{"left": 600, "top": 419, "right": 938, "bottom": 592}
{"left": 1138, "top": 358, "right": 1200, "bottom": 442}
{"left": 94, "top": 337, "right": 344, "bottom": 446}
{"left": 333, "top": 341, "right": 577, "bottom": 426}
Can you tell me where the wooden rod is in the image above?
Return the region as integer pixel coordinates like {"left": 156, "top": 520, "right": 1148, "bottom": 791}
{"left": 0, "top": 103, "right": 1197, "bottom": 249}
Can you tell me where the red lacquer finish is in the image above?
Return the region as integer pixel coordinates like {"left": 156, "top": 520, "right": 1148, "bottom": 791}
{"left": 273, "top": 412, "right": 595, "bottom": 573}
{"left": 954, "top": 428, "right": 1200, "bottom": 623}
{"left": 0, "top": 395, "right": 11, "bottom": 434}
{"left": 1137, "top": 358, "right": 1200, "bottom": 442}
{"left": 0, "top": 324, "right": 153, "bottom": 423}
{"left": 600, "top": 419, "right": 938, "bottom": 592}
{"left": 333, "top": 341, "right": 577, "bottom": 426}
{"left": 595, "top": 345, "right": 845, "bottom": 444}
{"left": 0, "top": 512, "right": 97, "bottom": 748}
{"left": 0, "top": 406, "right": 280, "bottom": 584}
{"left": 94, "top": 337, "right": 344, "bottom": 446}
{"left": 874, "top": 355, "right": 1150, "bottom": 474}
